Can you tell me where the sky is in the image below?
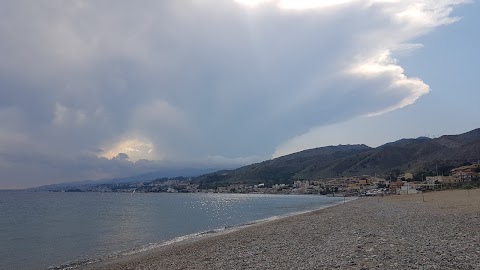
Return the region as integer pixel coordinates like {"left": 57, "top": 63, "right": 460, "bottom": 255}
{"left": 0, "top": 0, "right": 479, "bottom": 189}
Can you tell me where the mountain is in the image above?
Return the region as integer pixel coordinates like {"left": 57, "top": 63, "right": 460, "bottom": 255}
{"left": 30, "top": 167, "right": 220, "bottom": 191}
{"left": 30, "top": 128, "right": 480, "bottom": 191}
{"left": 194, "top": 144, "right": 372, "bottom": 188}
{"left": 195, "top": 128, "right": 480, "bottom": 188}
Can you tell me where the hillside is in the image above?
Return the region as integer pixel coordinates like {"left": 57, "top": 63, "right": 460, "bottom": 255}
{"left": 195, "top": 128, "right": 480, "bottom": 188}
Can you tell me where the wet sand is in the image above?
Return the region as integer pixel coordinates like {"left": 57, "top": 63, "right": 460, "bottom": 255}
{"left": 82, "top": 189, "right": 480, "bottom": 270}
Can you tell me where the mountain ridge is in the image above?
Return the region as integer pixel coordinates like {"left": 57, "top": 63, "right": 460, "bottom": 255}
{"left": 194, "top": 128, "right": 480, "bottom": 188}
{"left": 30, "top": 128, "right": 480, "bottom": 191}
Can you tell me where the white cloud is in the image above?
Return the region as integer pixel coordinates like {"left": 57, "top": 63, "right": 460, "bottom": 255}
{"left": 235, "top": 0, "right": 358, "bottom": 9}
{"left": 100, "top": 138, "right": 156, "bottom": 162}
{"left": 271, "top": 0, "right": 467, "bottom": 156}
{"left": 0, "top": 0, "right": 468, "bottom": 187}
{"left": 348, "top": 50, "right": 430, "bottom": 116}
{"left": 278, "top": 0, "right": 357, "bottom": 10}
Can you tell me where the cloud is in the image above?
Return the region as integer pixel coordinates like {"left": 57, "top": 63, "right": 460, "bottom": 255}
{"left": 0, "top": 0, "right": 467, "bottom": 187}
{"left": 114, "top": 153, "right": 129, "bottom": 161}
{"left": 101, "top": 138, "right": 155, "bottom": 161}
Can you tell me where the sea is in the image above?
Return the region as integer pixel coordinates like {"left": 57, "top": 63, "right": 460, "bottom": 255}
{"left": 0, "top": 191, "right": 345, "bottom": 270}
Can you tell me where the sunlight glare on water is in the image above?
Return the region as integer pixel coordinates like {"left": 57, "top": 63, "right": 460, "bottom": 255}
{"left": 0, "top": 192, "right": 343, "bottom": 270}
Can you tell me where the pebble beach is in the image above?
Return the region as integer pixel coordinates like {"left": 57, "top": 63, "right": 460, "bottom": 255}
{"left": 82, "top": 189, "right": 480, "bottom": 270}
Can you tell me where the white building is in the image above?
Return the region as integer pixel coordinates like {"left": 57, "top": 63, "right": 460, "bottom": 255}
{"left": 396, "top": 183, "right": 419, "bottom": 195}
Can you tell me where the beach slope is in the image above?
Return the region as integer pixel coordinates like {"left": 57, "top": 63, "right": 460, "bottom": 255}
{"left": 83, "top": 189, "right": 480, "bottom": 270}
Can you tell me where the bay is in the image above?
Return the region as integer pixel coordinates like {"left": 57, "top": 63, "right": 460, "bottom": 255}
{"left": 0, "top": 191, "right": 344, "bottom": 270}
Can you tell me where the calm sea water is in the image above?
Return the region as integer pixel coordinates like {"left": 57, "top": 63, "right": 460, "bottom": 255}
{"left": 0, "top": 191, "right": 344, "bottom": 270}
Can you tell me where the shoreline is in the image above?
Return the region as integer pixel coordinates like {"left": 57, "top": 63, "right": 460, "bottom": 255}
{"left": 79, "top": 189, "right": 480, "bottom": 270}
{"left": 77, "top": 199, "right": 353, "bottom": 270}
{"left": 53, "top": 195, "right": 351, "bottom": 270}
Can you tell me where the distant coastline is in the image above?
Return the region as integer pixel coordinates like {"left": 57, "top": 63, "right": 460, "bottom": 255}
{"left": 27, "top": 128, "right": 480, "bottom": 197}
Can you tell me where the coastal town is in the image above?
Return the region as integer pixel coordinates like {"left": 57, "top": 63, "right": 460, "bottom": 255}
{"left": 75, "top": 163, "right": 480, "bottom": 196}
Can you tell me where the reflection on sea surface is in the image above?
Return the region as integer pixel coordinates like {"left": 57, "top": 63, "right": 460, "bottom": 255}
{"left": 0, "top": 192, "right": 343, "bottom": 270}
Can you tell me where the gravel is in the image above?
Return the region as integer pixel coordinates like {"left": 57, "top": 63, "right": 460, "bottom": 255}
{"left": 81, "top": 189, "right": 480, "bottom": 270}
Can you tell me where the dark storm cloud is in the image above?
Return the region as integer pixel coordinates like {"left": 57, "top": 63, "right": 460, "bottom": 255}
{"left": 0, "top": 0, "right": 466, "bottom": 188}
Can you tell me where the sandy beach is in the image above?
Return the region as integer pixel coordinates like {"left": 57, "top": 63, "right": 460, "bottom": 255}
{"left": 82, "top": 189, "right": 480, "bottom": 270}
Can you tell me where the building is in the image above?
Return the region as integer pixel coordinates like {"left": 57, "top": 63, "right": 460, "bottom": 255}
{"left": 451, "top": 164, "right": 480, "bottom": 183}
{"left": 397, "top": 172, "right": 414, "bottom": 181}
{"left": 425, "top": 175, "right": 456, "bottom": 184}
{"left": 396, "top": 182, "right": 419, "bottom": 195}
